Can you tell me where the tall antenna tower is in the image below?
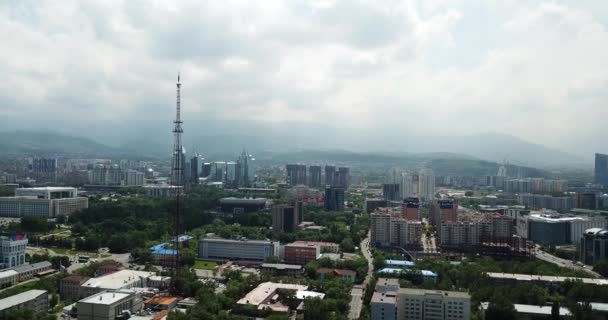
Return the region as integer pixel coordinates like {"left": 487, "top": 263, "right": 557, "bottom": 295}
{"left": 170, "top": 73, "right": 184, "bottom": 274}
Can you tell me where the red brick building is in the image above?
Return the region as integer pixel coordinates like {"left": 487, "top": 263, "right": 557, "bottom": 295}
{"left": 284, "top": 242, "right": 321, "bottom": 265}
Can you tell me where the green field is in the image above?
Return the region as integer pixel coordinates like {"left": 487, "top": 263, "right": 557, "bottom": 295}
{"left": 194, "top": 260, "right": 217, "bottom": 270}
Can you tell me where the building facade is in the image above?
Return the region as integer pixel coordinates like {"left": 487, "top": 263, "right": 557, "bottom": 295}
{"left": 309, "top": 166, "right": 322, "bottom": 188}
{"left": 0, "top": 289, "right": 48, "bottom": 317}
{"left": 198, "top": 238, "right": 279, "bottom": 263}
{"left": 595, "top": 153, "right": 608, "bottom": 186}
{"left": 580, "top": 228, "right": 608, "bottom": 265}
{"left": 272, "top": 204, "right": 300, "bottom": 233}
{"left": 0, "top": 234, "right": 27, "bottom": 269}
{"left": 76, "top": 290, "right": 143, "bottom": 320}
{"left": 397, "top": 289, "right": 471, "bottom": 320}
{"left": 324, "top": 186, "right": 345, "bottom": 212}
{"left": 371, "top": 212, "right": 422, "bottom": 249}
{"left": 284, "top": 242, "right": 321, "bottom": 265}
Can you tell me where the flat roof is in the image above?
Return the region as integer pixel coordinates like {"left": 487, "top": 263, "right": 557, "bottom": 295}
{"left": 0, "top": 269, "right": 18, "bottom": 278}
{"left": 480, "top": 302, "right": 572, "bottom": 316}
{"left": 377, "top": 269, "right": 438, "bottom": 277}
{"left": 82, "top": 270, "right": 154, "bottom": 290}
{"left": 261, "top": 263, "right": 302, "bottom": 270}
{"left": 150, "top": 243, "right": 176, "bottom": 255}
{"left": 486, "top": 272, "right": 608, "bottom": 285}
{"left": 16, "top": 187, "right": 75, "bottom": 191}
{"left": 220, "top": 197, "right": 267, "bottom": 204}
{"left": 237, "top": 282, "right": 308, "bottom": 306}
{"left": 144, "top": 295, "right": 178, "bottom": 306}
{"left": 371, "top": 292, "right": 396, "bottom": 304}
{"left": 11, "top": 261, "right": 52, "bottom": 272}
{"left": 385, "top": 260, "right": 415, "bottom": 266}
{"left": 399, "top": 288, "right": 470, "bottom": 299}
{"left": 0, "top": 290, "right": 47, "bottom": 310}
{"left": 201, "top": 238, "right": 274, "bottom": 245}
{"left": 80, "top": 291, "right": 130, "bottom": 305}
{"left": 292, "top": 241, "right": 338, "bottom": 247}
{"left": 295, "top": 290, "right": 325, "bottom": 300}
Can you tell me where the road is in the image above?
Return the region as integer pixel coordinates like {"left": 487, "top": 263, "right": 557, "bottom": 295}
{"left": 535, "top": 247, "right": 601, "bottom": 278}
{"left": 349, "top": 232, "right": 373, "bottom": 320}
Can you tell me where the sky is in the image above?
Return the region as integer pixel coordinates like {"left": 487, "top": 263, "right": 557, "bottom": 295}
{"left": 1, "top": 0, "right": 607, "bottom": 155}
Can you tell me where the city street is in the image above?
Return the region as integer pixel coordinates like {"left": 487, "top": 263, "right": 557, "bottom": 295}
{"left": 349, "top": 232, "right": 373, "bottom": 320}
{"left": 535, "top": 247, "right": 601, "bottom": 278}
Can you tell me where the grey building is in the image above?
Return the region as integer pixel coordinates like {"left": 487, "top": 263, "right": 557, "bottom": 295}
{"left": 526, "top": 213, "right": 606, "bottom": 245}
{"left": 337, "top": 167, "right": 350, "bottom": 189}
{"left": 76, "top": 290, "right": 143, "bottom": 320}
{"left": 596, "top": 153, "right": 608, "bottom": 186}
{"left": 190, "top": 154, "right": 200, "bottom": 184}
{"left": 383, "top": 184, "right": 401, "bottom": 202}
{"left": 272, "top": 204, "right": 300, "bottom": 233}
{"left": 309, "top": 166, "right": 322, "bottom": 188}
{"left": 220, "top": 197, "right": 266, "bottom": 214}
{"left": 286, "top": 164, "right": 307, "bottom": 187}
{"left": 324, "top": 186, "right": 345, "bottom": 212}
{"left": 198, "top": 238, "right": 279, "bottom": 263}
{"left": 0, "top": 289, "right": 48, "bottom": 317}
{"left": 580, "top": 228, "right": 608, "bottom": 265}
{"left": 366, "top": 199, "right": 388, "bottom": 213}
{"left": 0, "top": 187, "right": 88, "bottom": 218}
{"left": 325, "top": 165, "right": 336, "bottom": 186}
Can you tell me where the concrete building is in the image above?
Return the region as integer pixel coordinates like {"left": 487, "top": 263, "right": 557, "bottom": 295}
{"left": 526, "top": 212, "right": 606, "bottom": 245}
{"left": 272, "top": 204, "right": 300, "bottom": 233}
{"left": 418, "top": 169, "right": 436, "bottom": 201}
{"left": 0, "top": 187, "right": 88, "bottom": 218}
{"left": 286, "top": 164, "right": 307, "bottom": 187}
{"left": 76, "top": 290, "right": 143, "bottom": 320}
{"left": 401, "top": 197, "right": 420, "bottom": 220}
{"left": 383, "top": 184, "right": 401, "bottom": 202}
{"left": 124, "top": 170, "right": 145, "bottom": 186}
{"left": 198, "top": 238, "right": 279, "bottom": 263}
{"left": 517, "top": 193, "right": 575, "bottom": 210}
{"left": 439, "top": 221, "right": 492, "bottom": 248}
{"left": 0, "top": 270, "right": 18, "bottom": 289}
{"left": 0, "top": 233, "right": 27, "bottom": 269}
{"left": 0, "top": 289, "right": 48, "bottom": 317}
{"left": 220, "top": 197, "right": 266, "bottom": 214}
{"left": 430, "top": 199, "right": 458, "bottom": 226}
{"left": 80, "top": 270, "right": 156, "bottom": 298}
{"left": 324, "top": 186, "right": 345, "bottom": 212}
{"left": 485, "top": 272, "right": 608, "bottom": 287}
{"left": 370, "top": 286, "right": 471, "bottom": 320}
{"left": 309, "top": 166, "right": 322, "bottom": 188}
{"left": 143, "top": 185, "right": 182, "bottom": 197}
{"left": 325, "top": 165, "right": 337, "bottom": 186}
{"left": 580, "top": 228, "right": 608, "bottom": 265}
{"left": 595, "top": 153, "right": 608, "bottom": 186}
{"left": 371, "top": 212, "right": 422, "bottom": 249}
{"left": 577, "top": 192, "right": 600, "bottom": 210}
{"left": 284, "top": 242, "right": 321, "bottom": 265}
{"left": 12, "top": 261, "right": 53, "bottom": 281}
{"left": 260, "top": 263, "right": 302, "bottom": 276}
{"left": 367, "top": 199, "right": 388, "bottom": 213}
{"left": 237, "top": 282, "right": 309, "bottom": 314}
{"left": 337, "top": 167, "right": 350, "bottom": 189}
{"left": 30, "top": 157, "right": 57, "bottom": 183}
{"left": 60, "top": 275, "right": 90, "bottom": 301}
{"left": 290, "top": 241, "right": 339, "bottom": 253}
{"left": 480, "top": 302, "right": 572, "bottom": 320}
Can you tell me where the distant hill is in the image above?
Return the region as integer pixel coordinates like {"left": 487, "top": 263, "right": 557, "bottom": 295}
{"left": 0, "top": 131, "right": 130, "bottom": 158}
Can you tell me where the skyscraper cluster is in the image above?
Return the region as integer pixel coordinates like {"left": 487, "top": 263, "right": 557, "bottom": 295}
{"left": 198, "top": 150, "right": 253, "bottom": 188}
{"left": 384, "top": 168, "right": 435, "bottom": 202}
{"left": 285, "top": 164, "right": 350, "bottom": 189}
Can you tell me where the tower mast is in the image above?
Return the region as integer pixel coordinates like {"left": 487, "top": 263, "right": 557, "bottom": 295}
{"left": 170, "top": 73, "right": 184, "bottom": 274}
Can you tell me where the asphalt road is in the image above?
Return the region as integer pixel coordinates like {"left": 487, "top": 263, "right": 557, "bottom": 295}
{"left": 535, "top": 247, "right": 601, "bottom": 278}
{"left": 349, "top": 232, "right": 373, "bottom": 320}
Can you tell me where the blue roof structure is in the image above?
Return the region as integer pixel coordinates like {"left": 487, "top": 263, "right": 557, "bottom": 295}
{"left": 150, "top": 243, "right": 177, "bottom": 255}
{"left": 385, "top": 260, "right": 415, "bottom": 267}
{"left": 377, "top": 268, "right": 438, "bottom": 277}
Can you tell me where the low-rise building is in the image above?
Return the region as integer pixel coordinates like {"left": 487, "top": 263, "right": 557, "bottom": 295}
{"left": 480, "top": 302, "right": 572, "bottom": 320}
{"left": 60, "top": 275, "right": 90, "bottom": 301}
{"left": 220, "top": 197, "right": 267, "bottom": 213}
{"left": 260, "top": 263, "right": 302, "bottom": 276}
{"left": 284, "top": 242, "right": 321, "bottom": 265}
{"left": 291, "top": 241, "right": 339, "bottom": 253}
{"left": 0, "top": 270, "right": 18, "bottom": 289}
{"left": 236, "top": 282, "right": 309, "bottom": 314}
{"left": 486, "top": 272, "right": 608, "bottom": 287}
{"left": 96, "top": 262, "right": 123, "bottom": 276}
{"left": 80, "top": 270, "right": 156, "bottom": 298}
{"left": 143, "top": 185, "right": 183, "bottom": 197}
{"left": 76, "top": 290, "right": 143, "bottom": 320}
{"left": 0, "top": 289, "right": 48, "bottom": 317}
{"left": 198, "top": 238, "right": 279, "bottom": 264}
{"left": 12, "top": 261, "right": 53, "bottom": 281}
{"left": 316, "top": 268, "right": 356, "bottom": 282}
{"left": 144, "top": 295, "right": 178, "bottom": 311}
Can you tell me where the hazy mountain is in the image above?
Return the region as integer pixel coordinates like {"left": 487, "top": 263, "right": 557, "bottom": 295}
{"left": 0, "top": 130, "right": 130, "bottom": 158}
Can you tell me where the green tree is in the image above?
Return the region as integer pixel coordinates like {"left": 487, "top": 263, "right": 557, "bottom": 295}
{"left": 340, "top": 238, "right": 355, "bottom": 252}
{"left": 55, "top": 214, "right": 67, "bottom": 224}
{"left": 593, "top": 260, "right": 608, "bottom": 277}
{"left": 552, "top": 300, "right": 561, "bottom": 320}
{"left": 485, "top": 299, "right": 517, "bottom": 320}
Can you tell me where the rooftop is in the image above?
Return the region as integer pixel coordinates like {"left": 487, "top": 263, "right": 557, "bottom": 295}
{"left": 150, "top": 243, "right": 177, "bottom": 255}
{"left": 385, "top": 260, "right": 415, "bottom": 267}
{"left": 485, "top": 272, "right": 608, "bottom": 285}
{"left": 144, "top": 295, "right": 178, "bottom": 306}
{"left": 237, "top": 282, "right": 308, "bottom": 306}
{"left": 16, "top": 187, "right": 75, "bottom": 191}
{"left": 61, "top": 275, "right": 90, "bottom": 283}
{"left": 0, "top": 269, "right": 18, "bottom": 278}
{"left": 371, "top": 291, "right": 397, "bottom": 304}
{"left": 0, "top": 290, "right": 47, "bottom": 310}
{"left": 80, "top": 291, "right": 131, "bottom": 306}
{"left": 220, "top": 197, "right": 267, "bottom": 204}
{"left": 399, "top": 288, "right": 470, "bottom": 299}
{"left": 377, "top": 268, "right": 438, "bottom": 277}
{"left": 291, "top": 241, "right": 338, "bottom": 247}
{"left": 480, "top": 302, "right": 572, "bottom": 316}
{"left": 295, "top": 290, "right": 325, "bottom": 300}
{"left": 261, "top": 263, "right": 302, "bottom": 270}
{"left": 11, "top": 261, "right": 52, "bottom": 273}
{"left": 82, "top": 270, "right": 154, "bottom": 290}
{"left": 200, "top": 238, "right": 275, "bottom": 245}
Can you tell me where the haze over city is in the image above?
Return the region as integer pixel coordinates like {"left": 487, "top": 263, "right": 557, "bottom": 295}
{"left": 1, "top": 1, "right": 608, "bottom": 160}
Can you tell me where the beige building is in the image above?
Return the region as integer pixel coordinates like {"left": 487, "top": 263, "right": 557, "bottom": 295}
{"left": 397, "top": 288, "right": 470, "bottom": 320}
{"left": 371, "top": 212, "right": 422, "bottom": 248}
{"left": 76, "top": 290, "right": 143, "bottom": 320}
{"left": 0, "top": 270, "right": 18, "bottom": 289}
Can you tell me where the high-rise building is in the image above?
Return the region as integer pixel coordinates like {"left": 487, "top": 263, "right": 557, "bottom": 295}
{"left": 595, "top": 153, "right": 608, "bottom": 186}
{"left": 418, "top": 168, "right": 435, "bottom": 201}
{"left": 90, "top": 164, "right": 107, "bottom": 185}
{"left": 383, "top": 184, "right": 401, "bottom": 202}
{"left": 106, "top": 164, "right": 122, "bottom": 186}
{"left": 576, "top": 192, "right": 599, "bottom": 210}
{"left": 190, "top": 154, "right": 200, "bottom": 185}
{"left": 324, "top": 186, "right": 345, "bottom": 212}
{"left": 370, "top": 212, "right": 422, "bottom": 248}
{"left": 30, "top": 158, "right": 57, "bottom": 184}
{"left": 286, "top": 164, "right": 307, "bottom": 187}
{"left": 235, "top": 150, "right": 250, "bottom": 188}
{"left": 324, "top": 165, "right": 336, "bottom": 186}
{"left": 337, "top": 167, "right": 350, "bottom": 189}
{"left": 272, "top": 204, "right": 300, "bottom": 233}
{"left": 580, "top": 228, "right": 608, "bottom": 265}
{"left": 399, "top": 171, "right": 415, "bottom": 198}
{"left": 201, "top": 163, "right": 211, "bottom": 178}
{"left": 124, "top": 170, "right": 145, "bottom": 186}
{"left": 401, "top": 197, "right": 420, "bottom": 220}
{"left": 430, "top": 199, "right": 458, "bottom": 226}
{"left": 396, "top": 289, "right": 471, "bottom": 320}
{"left": 309, "top": 166, "right": 322, "bottom": 188}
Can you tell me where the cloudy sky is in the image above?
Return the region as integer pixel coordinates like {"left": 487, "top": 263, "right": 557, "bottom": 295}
{"left": 1, "top": 0, "right": 607, "bottom": 154}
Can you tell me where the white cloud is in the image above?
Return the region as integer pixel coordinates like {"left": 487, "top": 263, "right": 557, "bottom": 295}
{"left": 0, "top": 0, "right": 607, "bottom": 154}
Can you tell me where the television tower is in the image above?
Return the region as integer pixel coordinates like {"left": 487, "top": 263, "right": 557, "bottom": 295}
{"left": 170, "top": 73, "right": 184, "bottom": 273}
